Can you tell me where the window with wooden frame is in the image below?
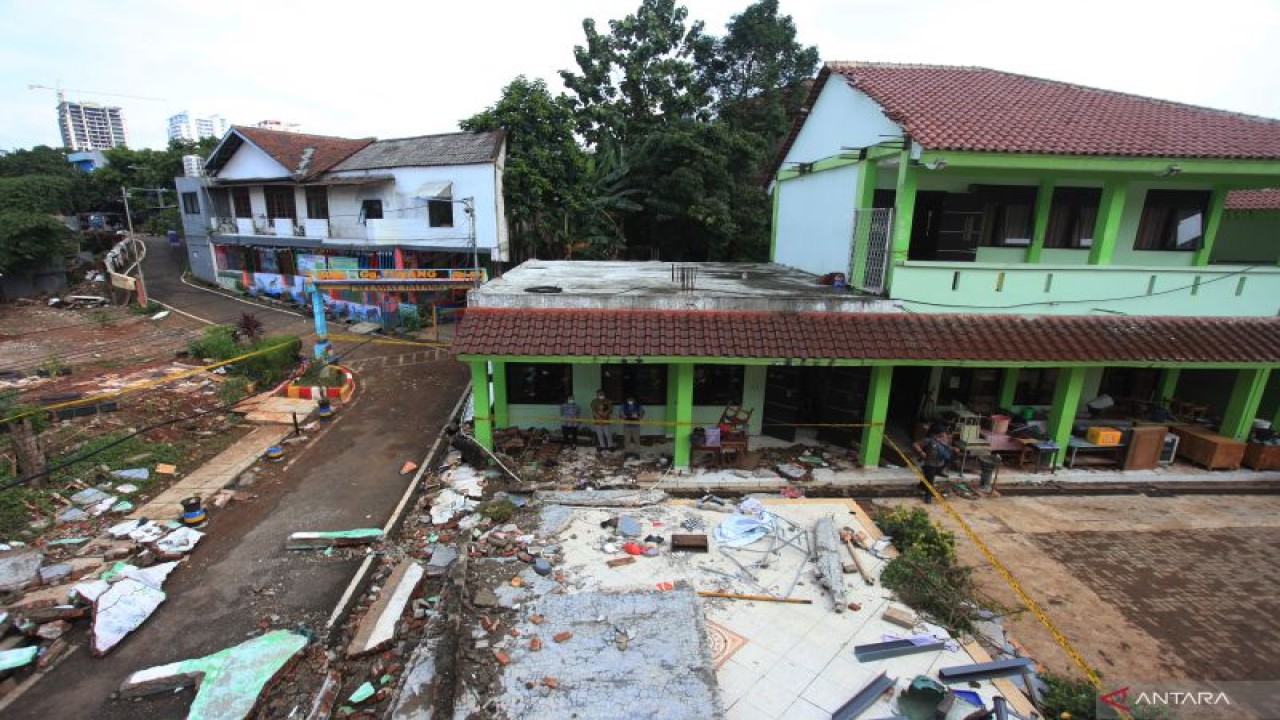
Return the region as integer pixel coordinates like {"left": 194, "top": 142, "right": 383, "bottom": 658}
{"left": 506, "top": 363, "right": 571, "bottom": 404}
{"left": 601, "top": 364, "right": 667, "bottom": 406}
{"left": 1044, "top": 187, "right": 1101, "bottom": 249}
{"left": 693, "top": 365, "right": 745, "bottom": 406}
{"left": 305, "top": 186, "right": 329, "bottom": 219}
{"left": 428, "top": 200, "right": 454, "bottom": 227}
{"left": 976, "top": 185, "right": 1038, "bottom": 247}
{"left": 231, "top": 187, "right": 252, "bottom": 218}
{"left": 263, "top": 186, "right": 297, "bottom": 220}
{"left": 1135, "top": 190, "right": 1210, "bottom": 251}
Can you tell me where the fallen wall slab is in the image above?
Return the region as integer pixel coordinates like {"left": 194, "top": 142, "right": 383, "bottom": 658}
{"left": 346, "top": 560, "right": 424, "bottom": 658}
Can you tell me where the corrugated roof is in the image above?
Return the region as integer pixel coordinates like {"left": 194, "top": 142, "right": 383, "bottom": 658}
{"left": 332, "top": 130, "right": 505, "bottom": 171}
{"left": 1226, "top": 189, "right": 1280, "bottom": 210}
{"left": 452, "top": 308, "right": 1280, "bottom": 364}
{"left": 772, "top": 62, "right": 1280, "bottom": 177}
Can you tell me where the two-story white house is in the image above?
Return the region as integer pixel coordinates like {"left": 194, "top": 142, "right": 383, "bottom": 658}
{"left": 182, "top": 125, "right": 507, "bottom": 328}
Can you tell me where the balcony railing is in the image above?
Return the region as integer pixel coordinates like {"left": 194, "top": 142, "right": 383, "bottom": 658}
{"left": 210, "top": 217, "right": 473, "bottom": 248}
{"left": 889, "top": 261, "right": 1280, "bottom": 317}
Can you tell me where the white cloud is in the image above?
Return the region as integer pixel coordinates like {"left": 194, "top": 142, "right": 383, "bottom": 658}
{"left": 1, "top": 0, "right": 1276, "bottom": 150}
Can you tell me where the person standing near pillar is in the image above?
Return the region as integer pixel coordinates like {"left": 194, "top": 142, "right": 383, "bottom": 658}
{"left": 560, "top": 396, "right": 582, "bottom": 448}
{"left": 590, "top": 389, "right": 615, "bottom": 453}
{"left": 620, "top": 395, "right": 645, "bottom": 458}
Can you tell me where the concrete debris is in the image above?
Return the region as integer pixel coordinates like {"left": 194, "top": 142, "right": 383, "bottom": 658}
{"left": 537, "top": 505, "right": 573, "bottom": 537}
{"left": 305, "top": 669, "right": 342, "bottom": 720}
{"left": 882, "top": 604, "right": 919, "bottom": 629}
{"left": 110, "top": 500, "right": 135, "bottom": 514}
{"left": 89, "top": 495, "right": 119, "bottom": 516}
{"left": 57, "top": 507, "right": 89, "bottom": 524}
{"left": 72, "top": 579, "right": 111, "bottom": 603}
{"left": 110, "top": 468, "right": 150, "bottom": 481}
{"left": 119, "top": 629, "right": 309, "bottom": 719}
{"left": 0, "top": 548, "right": 44, "bottom": 592}
{"left": 535, "top": 489, "right": 667, "bottom": 507}
{"left": 38, "top": 563, "right": 72, "bottom": 585}
{"left": 154, "top": 526, "right": 204, "bottom": 555}
{"left": 70, "top": 488, "right": 112, "bottom": 506}
{"left": 388, "top": 636, "right": 439, "bottom": 720}
{"left": 0, "top": 646, "right": 38, "bottom": 672}
{"left": 349, "top": 681, "right": 376, "bottom": 704}
{"left": 429, "top": 489, "right": 478, "bottom": 525}
{"left": 91, "top": 562, "right": 180, "bottom": 655}
{"left": 347, "top": 560, "right": 425, "bottom": 658}
{"left": 47, "top": 537, "right": 89, "bottom": 547}
{"left": 286, "top": 529, "right": 383, "bottom": 550}
{"left": 425, "top": 545, "right": 458, "bottom": 578}
{"left": 445, "top": 465, "right": 485, "bottom": 497}
{"left": 36, "top": 619, "right": 70, "bottom": 640}
{"left": 114, "top": 483, "right": 140, "bottom": 495}
{"left": 813, "top": 517, "right": 847, "bottom": 613}
{"left": 480, "top": 587, "right": 722, "bottom": 719}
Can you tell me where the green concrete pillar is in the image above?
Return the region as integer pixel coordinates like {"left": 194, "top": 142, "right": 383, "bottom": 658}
{"left": 1025, "top": 181, "right": 1055, "bottom": 263}
{"left": 673, "top": 363, "right": 694, "bottom": 469}
{"left": 1088, "top": 182, "right": 1129, "bottom": 266}
{"left": 491, "top": 360, "right": 508, "bottom": 428}
{"left": 998, "top": 368, "right": 1020, "bottom": 410}
{"left": 1192, "top": 187, "right": 1227, "bottom": 267}
{"left": 850, "top": 161, "right": 879, "bottom": 286}
{"left": 860, "top": 365, "right": 894, "bottom": 468}
{"left": 1221, "top": 368, "right": 1271, "bottom": 440}
{"left": 1157, "top": 368, "right": 1181, "bottom": 406}
{"left": 884, "top": 152, "right": 918, "bottom": 290}
{"left": 470, "top": 361, "right": 493, "bottom": 449}
{"left": 1047, "top": 367, "right": 1087, "bottom": 451}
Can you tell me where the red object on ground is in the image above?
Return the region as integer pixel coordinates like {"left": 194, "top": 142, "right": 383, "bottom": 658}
{"left": 622, "top": 542, "right": 645, "bottom": 555}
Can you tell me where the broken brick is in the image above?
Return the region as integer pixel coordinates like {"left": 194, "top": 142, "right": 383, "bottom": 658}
{"left": 553, "top": 631, "right": 572, "bottom": 643}
{"left": 493, "top": 649, "right": 511, "bottom": 666}
{"left": 541, "top": 676, "right": 559, "bottom": 689}
{"left": 529, "top": 614, "right": 546, "bottom": 625}
{"left": 606, "top": 557, "right": 635, "bottom": 569}
{"left": 529, "top": 637, "right": 542, "bottom": 652}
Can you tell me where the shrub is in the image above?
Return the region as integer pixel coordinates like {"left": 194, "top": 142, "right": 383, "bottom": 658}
{"left": 877, "top": 506, "right": 956, "bottom": 565}
{"left": 188, "top": 324, "right": 239, "bottom": 361}
{"left": 236, "top": 335, "right": 301, "bottom": 386}
{"left": 1039, "top": 672, "right": 1098, "bottom": 720}
{"left": 217, "top": 376, "right": 252, "bottom": 406}
{"left": 881, "top": 547, "right": 979, "bottom": 633}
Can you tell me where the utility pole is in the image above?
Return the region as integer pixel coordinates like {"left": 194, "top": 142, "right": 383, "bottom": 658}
{"left": 121, "top": 186, "right": 149, "bottom": 306}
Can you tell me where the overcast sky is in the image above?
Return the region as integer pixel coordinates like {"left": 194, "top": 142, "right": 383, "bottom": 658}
{"left": 2, "top": 0, "right": 1278, "bottom": 151}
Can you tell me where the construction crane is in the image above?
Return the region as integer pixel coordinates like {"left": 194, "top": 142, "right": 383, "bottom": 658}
{"left": 28, "top": 83, "right": 166, "bottom": 104}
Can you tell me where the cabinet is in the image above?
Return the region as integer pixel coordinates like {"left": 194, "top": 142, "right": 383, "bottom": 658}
{"left": 1243, "top": 443, "right": 1280, "bottom": 471}
{"left": 1170, "top": 426, "right": 1246, "bottom": 470}
{"left": 1125, "top": 425, "right": 1169, "bottom": 471}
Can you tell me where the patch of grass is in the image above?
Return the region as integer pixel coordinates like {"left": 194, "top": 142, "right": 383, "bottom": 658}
{"left": 46, "top": 431, "right": 181, "bottom": 487}
{"left": 130, "top": 300, "right": 164, "bottom": 315}
{"left": 477, "top": 499, "right": 516, "bottom": 524}
{"left": 217, "top": 376, "right": 252, "bottom": 406}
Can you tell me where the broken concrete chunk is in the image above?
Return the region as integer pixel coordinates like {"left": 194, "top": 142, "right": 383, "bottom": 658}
{"left": 882, "top": 604, "right": 919, "bottom": 629}
{"left": 388, "top": 637, "right": 438, "bottom": 720}
{"left": 110, "top": 501, "right": 134, "bottom": 514}
{"left": 286, "top": 528, "right": 383, "bottom": 550}
{"left": 39, "top": 563, "right": 72, "bottom": 585}
{"left": 0, "top": 548, "right": 44, "bottom": 592}
{"left": 107, "top": 519, "right": 146, "bottom": 538}
{"left": 110, "top": 468, "right": 150, "bottom": 481}
{"left": 36, "top": 620, "right": 70, "bottom": 641}
{"left": 114, "top": 483, "right": 140, "bottom": 495}
{"left": 57, "top": 507, "right": 89, "bottom": 524}
{"left": 0, "top": 646, "right": 38, "bottom": 672}
{"left": 119, "top": 630, "right": 308, "bottom": 719}
{"left": 89, "top": 496, "right": 119, "bottom": 516}
{"left": 72, "top": 579, "right": 111, "bottom": 603}
{"left": 47, "top": 537, "right": 90, "bottom": 547}
{"left": 349, "top": 681, "right": 376, "bottom": 704}
{"left": 347, "top": 561, "right": 424, "bottom": 658}
{"left": 814, "top": 517, "right": 847, "bottom": 613}
{"left": 92, "top": 578, "right": 167, "bottom": 655}
{"left": 71, "top": 488, "right": 112, "bottom": 506}
{"left": 617, "top": 515, "right": 642, "bottom": 538}
{"left": 154, "top": 527, "right": 204, "bottom": 555}
{"left": 429, "top": 489, "right": 478, "bottom": 525}
{"left": 535, "top": 489, "right": 667, "bottom": 507}
{"left": 425, "top": 545, "right": 458, "bottom": 578}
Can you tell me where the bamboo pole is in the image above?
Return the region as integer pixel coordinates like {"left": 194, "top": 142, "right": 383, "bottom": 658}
{"left": 696, "top": 591, "right": 812, "bottom": 605}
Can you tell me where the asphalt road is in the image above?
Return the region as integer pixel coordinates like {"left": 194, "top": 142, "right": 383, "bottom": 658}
{"left": 138, "top": 235, "right": 313, "bottom": 334}
{"left": 5, "top": 252, "right": 468, "bottom": 719}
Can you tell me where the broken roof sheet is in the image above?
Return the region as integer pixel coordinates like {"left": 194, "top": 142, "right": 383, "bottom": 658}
{"left": 331, "top": 130, "right": 505, "bottom": 171}
{"left": 452, "top": 308, "right": 1280, "bottom": 364}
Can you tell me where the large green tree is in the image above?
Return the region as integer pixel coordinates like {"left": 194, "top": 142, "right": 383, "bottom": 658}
{"left": 0, "top": 174, "right": 77, "bottom": 273}
{"left": 559, "top": 0, "right": 714, "bottom": 147}
{"left": 461, "top": 77, "right": 586, "bottom": 260}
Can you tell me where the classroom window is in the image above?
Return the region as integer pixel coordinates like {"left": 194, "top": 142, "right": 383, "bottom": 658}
{"left": 181, "top": 192, "right": 200, "bottom": 215}
{"left": 693, "top": 365, "right": 744, "bottom": 406}
{"left": 1013, "top": 368, "right": 1058, "bottom": 406}
{"left": 601, "top": 364, "right": 667, "bottom": 406}
{"left": 1135, "top": 190, "right": 1209, "bottom": 251}
{"left": 506, "top": 363, "right": 571, "bottom": 404}
{"left": 1044, "top": 187, "right": 1101, "bottom": 249}
{"left": 978, "top": 186, "right": 1037, "bottom": 247}
{"left": 305, "top": 186, "right": 329, "bottom": 219}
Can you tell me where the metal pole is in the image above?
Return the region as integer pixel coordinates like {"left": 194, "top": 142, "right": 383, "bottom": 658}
{"left": 468, "top": 197, "right": 479, "bottom": 288}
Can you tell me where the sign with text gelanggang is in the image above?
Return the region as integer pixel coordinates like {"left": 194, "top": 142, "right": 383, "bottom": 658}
{"left": 310, "top": 268, "right": 485, "bottom": 283}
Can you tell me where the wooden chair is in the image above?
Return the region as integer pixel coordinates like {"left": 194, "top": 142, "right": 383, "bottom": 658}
{"left": 717, "top": 405, "right": 753, "bottom": 464}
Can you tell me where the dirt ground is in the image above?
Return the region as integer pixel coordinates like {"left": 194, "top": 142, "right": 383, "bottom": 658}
{"left": 879, "top": 494, "right": 1280, "bottom": 686}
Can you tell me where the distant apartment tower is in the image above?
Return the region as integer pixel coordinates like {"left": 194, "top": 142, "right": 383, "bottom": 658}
{"left": 168, "top": 111, "right": 230, "bottom": 142}
{"left": 58, "top": 101, "right": 128, "bottom": 151}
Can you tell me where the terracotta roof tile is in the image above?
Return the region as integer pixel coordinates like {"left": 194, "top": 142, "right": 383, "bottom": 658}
{"left": 234, "top": 126, "right": 374, "bottom": 180}
{"left": 453, "top": 309, "right": 1280, "bottom": 364}
{"left": 1226, "top": 189, "right": 1280, "bottom": 210}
